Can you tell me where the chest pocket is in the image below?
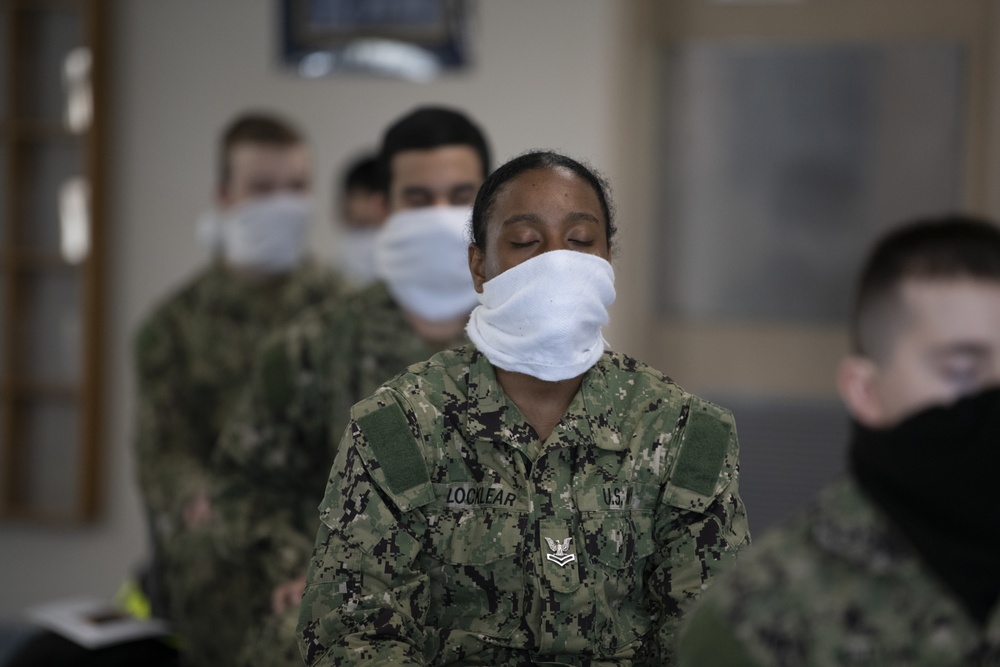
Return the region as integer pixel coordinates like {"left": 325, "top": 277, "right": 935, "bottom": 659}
{"left": 579, "top": 511, "right": 657, "bottom": 648}
{"left": 420, "top": 507, "right": 526, "bottom": 640}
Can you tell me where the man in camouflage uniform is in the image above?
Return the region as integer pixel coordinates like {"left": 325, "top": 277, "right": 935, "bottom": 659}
{"left": 134, "top": 112, "right": 343, "bottom": 667}
{"left": 210, "top": 107, "right": 492, "bottom": 666}
{"left": 297, "top": 150, "right": 750, "bottom": 665}
{"left": 678, "top": 216, "right": 1000, "bottom": 666}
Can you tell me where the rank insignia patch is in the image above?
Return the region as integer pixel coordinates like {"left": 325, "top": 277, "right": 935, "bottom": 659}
{"left": 544, "top": 537, "right": 576, "bottom": 567}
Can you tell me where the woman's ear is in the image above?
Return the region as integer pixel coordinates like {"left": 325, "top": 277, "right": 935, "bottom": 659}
{"left": 836, "top": 355, "right": 885, "bottom": 428}
{"left": 468, "top": 244, "right": 487, "bottom": 293}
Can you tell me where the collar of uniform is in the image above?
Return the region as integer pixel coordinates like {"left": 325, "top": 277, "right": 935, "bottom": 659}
{"left": 815, "top": 476, "right": 1000, "bottom": 633}
{"left": 467, "top": 345, "right": 516, "bottom": 445}
{"left": 367, "top": 279, "right": 395, "bottom": 307}
{"left": 204, "top": 257, "right": 311, "bottom": 314}
{"left": 468, "top": 349, "right": 626, "bottom": 453}
{"left": 201, "top": 260, "right": 256, "bottom": 317}
{"left": 578, "top": 354, "right": 627, "bottom": 451}
{"left": 810, "top": 476, "right": 922, "bottom": 575}
{"left": 363, "top": 280, "right": 409, "bottom": 331}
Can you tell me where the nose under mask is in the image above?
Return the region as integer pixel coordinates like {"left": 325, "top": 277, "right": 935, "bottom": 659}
{"left": 373, "top": 206, "right": 479, "bottom": 320}
{"left": 219, "top": 194, "right": 312, "bottom": 274}
{"left": 466, "top": 249, "right": 616, "bottom": 381}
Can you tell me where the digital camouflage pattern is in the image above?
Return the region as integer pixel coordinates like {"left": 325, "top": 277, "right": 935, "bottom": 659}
{"left": 677, "top": 477, "right": 1000, "bottom": 667}
{"left": 237, "top": 606, "right": 303, "bottom": 667}
{"left": 134, "top": 260, "right": 343, "bottom": 667}
{"left": 211, "top": 281, "right": 467, "bottom": 666}
{"left": 298, "top": 345, "right": 750, "bottom": 666}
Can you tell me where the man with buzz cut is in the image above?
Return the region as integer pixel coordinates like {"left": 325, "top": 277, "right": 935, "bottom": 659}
{"left": 678, "top": 215, "right": 1000, "bottom": 666}
{"left": 209, "top": 106, "right": 491, "bottom": 666}
{"left": 133, "top": 111, "right": 345, "bottom": 667}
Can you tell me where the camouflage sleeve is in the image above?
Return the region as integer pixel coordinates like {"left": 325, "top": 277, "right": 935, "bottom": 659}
{"left": 679, "top": 504, "right": 819, "bottom": 667}
{"left": 648, "top": 398, "right": 751, "bottom": 662}
{"left": 211, "top": 321, "right": 335, "bottom": 583}
{"left": 134, "top": 308, "right": 211, "bottom": 531}
{"left": 297, "top": 394, "right": 432, "bottom": 666}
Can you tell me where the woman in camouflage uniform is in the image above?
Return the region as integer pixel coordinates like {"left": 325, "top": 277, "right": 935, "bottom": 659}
{"left": 297, "top": 151, "right": 751, "bottom": 666}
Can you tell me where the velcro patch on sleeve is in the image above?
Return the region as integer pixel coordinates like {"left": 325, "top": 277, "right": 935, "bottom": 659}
{"left": 356, "top": 403, "right": 430, "bottom": 496}
{"left": 672, "top": 407, "right": 731, "bottom": 497}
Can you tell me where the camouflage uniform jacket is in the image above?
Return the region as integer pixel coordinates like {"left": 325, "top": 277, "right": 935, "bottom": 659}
{"left": 212, "top": 280, "right": 468, "bottom": 583}
{"left": 298, "top": 345, "right": 750, "bottom": 666}
{"left": 134, "top": 259, "right": 343, "bottom": 549}
{"left": 677, "top": 476, "right": 1000, "bottom": 667}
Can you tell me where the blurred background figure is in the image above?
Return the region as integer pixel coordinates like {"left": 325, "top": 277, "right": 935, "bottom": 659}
{"left": 133, "top": 112, "right": 345, "bottom": 667}
{"left": 211, "top": 105, "right": 490, "bottom": 667}
{"left": 329, "top": 153, "right": 387, "bottom": 288}
{"left": 679, "top": 216, "right": 1000, "bottom": 666}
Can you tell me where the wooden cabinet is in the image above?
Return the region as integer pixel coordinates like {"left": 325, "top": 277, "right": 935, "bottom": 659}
{"left": 1, "top": 0, "right": 107, "bottom": 521}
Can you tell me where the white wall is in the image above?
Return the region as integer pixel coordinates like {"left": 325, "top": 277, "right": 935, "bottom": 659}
{"left": 0, "top": 0, "right": 631, "bottom": 619}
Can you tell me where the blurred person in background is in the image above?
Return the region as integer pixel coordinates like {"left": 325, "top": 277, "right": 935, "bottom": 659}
{"left": 210, "top": 106, "right": 491, "bottom": 666}
{"left": 679, "top": 216, "right": 1000, "bottom": 666}
{"left": 133, "top": 112, "right": 345, "bottom": 667}
{"left": 329, "top": 153, "right": 387, "bottom": 288}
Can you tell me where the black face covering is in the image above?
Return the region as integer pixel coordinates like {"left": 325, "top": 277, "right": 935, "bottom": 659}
{"left": 849, "top": 387, "right": 1000, "bottom": 626}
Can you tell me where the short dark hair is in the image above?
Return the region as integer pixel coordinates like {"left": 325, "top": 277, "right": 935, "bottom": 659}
{"left": 219, "top": 112, "right": 305, "bottom": 188}
{"left": 377, "top": 106, "right": 490, "bottom": 191}
{"left": 341, "top": 154, "right": 381, "bottom": 195}
{"left": 852, "top": 214, "right": 1000, "bottom": 360}
{"left": 470, "top": 150, "right": 617, "bottom": 251}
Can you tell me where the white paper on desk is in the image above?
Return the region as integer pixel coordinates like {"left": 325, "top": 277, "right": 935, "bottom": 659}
{"left": 26, "top": 598, "right": 170, "bottom": 649}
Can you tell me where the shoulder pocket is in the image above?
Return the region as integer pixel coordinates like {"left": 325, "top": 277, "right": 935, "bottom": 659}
{"left": 664, "top": 401, "right": 735, "bottom": 512}
{"left": 353, "top": 399, "right": 435, "bottom": 512}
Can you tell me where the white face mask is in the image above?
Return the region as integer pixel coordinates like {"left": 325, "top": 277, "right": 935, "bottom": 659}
{"left": 466, "top": 249, "right": 616, "bottom": 381}
{"left": 374, "top": 206, "right": 479, "bottom": 320}
{"left": 195, "top": 209, "right": 224, "bottom": 254}
{"left": 219, "top": 194, "right": 311, "bottom": 273}
{"left": 332, "top": 228, "right": 379, "bottom": 288}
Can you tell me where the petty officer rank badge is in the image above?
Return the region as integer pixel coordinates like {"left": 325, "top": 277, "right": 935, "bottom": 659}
{"left": 545, "top": 537, "right": 576, "bottom": 567}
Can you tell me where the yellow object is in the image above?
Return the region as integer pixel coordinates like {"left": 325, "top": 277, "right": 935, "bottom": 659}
{"left": 113, "top": 577, "right": 151, "bottom": 620}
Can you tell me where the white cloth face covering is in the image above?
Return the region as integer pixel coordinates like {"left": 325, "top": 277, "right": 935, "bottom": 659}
{"left": 219, "top": 193, "right": 311, "bottom": 273}
{"left": 373, "top": 205, "right": 479, "bottom": 320}
{"left": 333, "top": 227, "right": 380, "bottom": 288}
{"left": 466, "top": 249, "right": 616, "bottom": 382}
{"left": 195, "top": 209, "right": 223, "bottom": 254}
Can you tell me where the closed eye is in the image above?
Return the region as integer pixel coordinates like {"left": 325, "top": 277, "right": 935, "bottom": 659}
{"left": 942, "top": 364, "right": 983, "bottom": 391}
